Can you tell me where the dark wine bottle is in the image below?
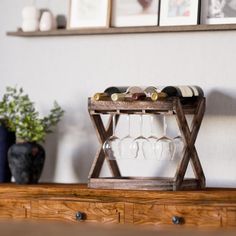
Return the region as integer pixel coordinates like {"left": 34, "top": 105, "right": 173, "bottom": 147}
{"left": 104, "top": 86, "right": 130, "bottom": 94}
{"left": 161, "top": 86, "right": 204, "bottom": 98}
{"left": 156, "top": 86, "right": 204, "bottom": 104}
{"left": 188, "top": 86, "right": 204, "bottom": 97}
{"left": 92, "top": 86, "right": 129, "bottom": 101}
{"left": 161, "top": 86, "right": 193, "bottom": 97}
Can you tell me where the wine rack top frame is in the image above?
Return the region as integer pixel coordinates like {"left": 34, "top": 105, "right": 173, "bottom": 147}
{"left": 88, "top": 97, "right": 203, "bottom": 115}
{"left": 6, "top": 24, "right": 236, "bottom": 37}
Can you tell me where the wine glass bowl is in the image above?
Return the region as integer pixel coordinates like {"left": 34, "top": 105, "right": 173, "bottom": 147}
{"left": 131, "top": 115, "right": 152, "bottom": 160}
{"left": 103, "top": 136, "right": 120, "bottom": 160}
{"left": 103, "top": 114, "right": 120, "bottom": 160}
{"left": 155, "top": 115, "right": 175, "bottom": 161}
{"left": 119, "top": 115, "right": 138, "bottom": 159}
{"left": 155, "top": 136, "right": 175, "bottom": 161}
{"left": 173, "top": 132, "right": 185, "bottom": 161}
{"left": 145, "top": 115, "right": 158, "bottom": 160}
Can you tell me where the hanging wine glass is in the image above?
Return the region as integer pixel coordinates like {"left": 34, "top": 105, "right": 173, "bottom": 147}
{"left": 173, "top": 130, "right": 185, "bottom": 161}
{"left": 155, "top": 115, "right": 175, "bottom": 161}
{"left": 103, "top": 114, "right": 120, "bottom": 160}
{"left": 131, "top": 115, "right": 152, "bottom": 160}
{"left": 119, "top": 115, "right": 138, "bottom": 159}
{"left": 143, "top": 115, "right": 158, "bottom": 160}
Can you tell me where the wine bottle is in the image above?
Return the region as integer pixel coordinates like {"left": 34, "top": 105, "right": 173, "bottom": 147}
{"left": 92, "top": 86, "right": 129, "bottom": 101}
{"left": 92, "top": 93, "right": 111, "bottom": 101}
{"left": 144, "top": 86, "right": 158, "bottom": 97}
{"left": 111, "top": 92, "right": 146, "bottom": 101}
{"left": 150, "top": 91, "right": 168, "bottom": 101}
{"left": 110, "top": 86, "right": 145, "bottom": 101}
{"left": 161, "top": 86, "right": 193, "bottom": 98}
{"left": 93, "top": 86, "right": 146, "bottom": 101}
{"left": 161, "top": 86, "right": 204, "bottom": 98}
{"left": 143, "top": 86, "right": 167, "bottom": 101}
{"left": 149, "top": 86, "right": 204, "bottom": 101}
{"left": 188, "top": 86, "right": 204, "bottom": 97}
{"left": 104, "top": 86, "right": 130, "bottom": 94}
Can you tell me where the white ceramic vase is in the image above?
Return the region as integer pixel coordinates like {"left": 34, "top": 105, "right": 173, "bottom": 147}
{"left": 39, "top": 11, "right": 55, "bottom": 31}
{"left": 21, "top": 6, "right": 40, "bottom": 32}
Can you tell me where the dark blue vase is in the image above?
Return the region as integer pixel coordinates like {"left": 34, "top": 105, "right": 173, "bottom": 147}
{"left": 0, "top": 124, "right": 15, "bottom": 182}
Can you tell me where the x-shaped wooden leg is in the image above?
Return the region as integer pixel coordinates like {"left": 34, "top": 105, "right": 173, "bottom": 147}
{"left": 88, "top": 113, "right": 121, "bottom": 179}
{"left": 174, "top": 97, "right": 206, "bottom": 190}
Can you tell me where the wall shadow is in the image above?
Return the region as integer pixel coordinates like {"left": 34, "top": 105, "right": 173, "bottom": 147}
{"left": 206, "top": 90, "right": 236, "bottom": 116}
{"left": 40, "top": 104, "right": 98, "bottom": 184}
{"left": 40, "top": 124, "right": 60, "bottom": 182}
{"left": 71, "top": 113, "right": 97, "bottom": 183}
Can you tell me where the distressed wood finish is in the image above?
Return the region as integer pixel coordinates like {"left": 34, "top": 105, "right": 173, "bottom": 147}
{"left": 173, "top": 98, "right": 206, "bottom": 190}
{"left": 88, "top": 98, "right": 198, "bottom": 114}
{"left": 31, "top": 200, "right": 124, "bottom": 224}
{"left": 88, "top": 177, "right": 200, "bottom": 191}
{"left": 6, "top": 24, "right": 236, "bottom": 37}
{"left": 0, "top": 184, "right": 236, "bottom": 229}
{"left": 133, "top": 204, "right": 222, "bottom": 228}
{"left": 0, "top": 200, "right": 30, "bottom": 219}
{"left": 88, "top": 97, "right": 205, "bottom": 190}
{"left": 222, "top": 207, "right": 236, "bottom": 227}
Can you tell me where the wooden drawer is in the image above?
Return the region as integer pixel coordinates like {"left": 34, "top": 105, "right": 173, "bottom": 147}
{"left": 222, "top": 207, "right": 236, "bottom": 227}
{"left": 0, "top": 200, "right": 29, "bottom": 219}
{"left": 133, "top": 204, "right": 222, "bottom": 228}
{"left": 31, "top": 200, "right": 124, "bottom": 224}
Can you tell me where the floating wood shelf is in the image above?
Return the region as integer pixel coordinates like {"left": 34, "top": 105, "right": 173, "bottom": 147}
{"left": 7, "top": 24, "right": 236, "bottom": 37}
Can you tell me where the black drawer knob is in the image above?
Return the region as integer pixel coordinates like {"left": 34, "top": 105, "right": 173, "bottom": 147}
{"left": 75, "top": 211, "right": 85, "bottom": 221}
{"left": 172, "top": 216, "right": 184, "bottom": 225}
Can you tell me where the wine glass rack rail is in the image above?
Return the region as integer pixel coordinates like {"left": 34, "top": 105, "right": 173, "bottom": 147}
{"left": 88, "top": 96, "right": 206, "bottom": 191}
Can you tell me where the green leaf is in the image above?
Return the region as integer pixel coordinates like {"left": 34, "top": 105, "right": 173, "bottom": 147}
{"left": 0, "top": 86, "right": 64, "bottom": 142}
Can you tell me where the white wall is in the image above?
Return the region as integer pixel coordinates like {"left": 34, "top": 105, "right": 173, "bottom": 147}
{"left": 1, "top": 0, "right": 236, "bottom": 187}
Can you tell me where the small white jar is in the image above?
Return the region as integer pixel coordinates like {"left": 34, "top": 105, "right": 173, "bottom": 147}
{"left": 21, "top": 6, "right": 40, "bottom": 32}
{"left": 39, "top": 11, "right": 55, "bottom": 31}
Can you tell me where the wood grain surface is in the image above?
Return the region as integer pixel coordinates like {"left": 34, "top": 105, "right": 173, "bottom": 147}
{"left": 30, "top": 200, "right": 124, "bottom": 223}
{"left": 0, "top": 184, "right": 236, "bottom": 203}
{"left": 0, "top": 184, "right": 236, "bottom": 229}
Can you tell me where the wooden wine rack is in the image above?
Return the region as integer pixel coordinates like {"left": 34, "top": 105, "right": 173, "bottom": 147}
{"left": 88, "top": 97, "right": 206, "bottom": 191}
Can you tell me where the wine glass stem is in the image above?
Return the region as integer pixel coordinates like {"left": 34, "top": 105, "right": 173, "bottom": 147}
{"left": 150, "top": 115, "right": 155, "bottom": 136}
{"left": 112, "top": 114, "right": 116, "bottom": 136}
{"left": 128, "top": 115, "right": 131, "bottom": 136}
{"left": 163, "top": 115, "right": 167, "bottom": 136}
{"left": 139, "top": 115, "right": 143, "bottom": 136}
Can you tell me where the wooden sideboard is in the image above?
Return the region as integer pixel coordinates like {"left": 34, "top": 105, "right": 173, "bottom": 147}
{"left": 0, "top": 184, "right": 236, "bottom": 229}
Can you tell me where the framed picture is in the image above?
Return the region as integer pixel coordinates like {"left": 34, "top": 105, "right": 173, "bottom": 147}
{"left": 159, "top": 0, "right": 200, "bottom": 26}
{"left": 68, "top": 0, "right": 111, "bottom": 29}
{"left": 111, "top": 0, "right": 160, "bottom": 27}
{"left": 202, "top": 0, "right": 236, "bottom": 24}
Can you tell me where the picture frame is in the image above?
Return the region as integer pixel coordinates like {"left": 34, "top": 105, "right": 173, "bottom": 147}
{"left": 159, "top": 0, "right": 200, "bottom": 26}
{"left": 67, "top": 0, "right": 111, "bottom": 29}
{"left": 201, "top": 0, "right": 236, "bottom": 24}
{"left": 111, "top": 0, "right": 160, "bottom": 27}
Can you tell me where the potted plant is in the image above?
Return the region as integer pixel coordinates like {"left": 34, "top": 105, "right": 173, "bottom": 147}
{"left": 0, "top": 86, "right": 64, "bottom": 184}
